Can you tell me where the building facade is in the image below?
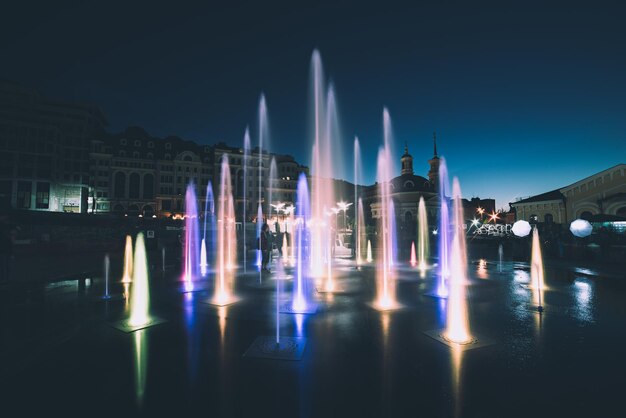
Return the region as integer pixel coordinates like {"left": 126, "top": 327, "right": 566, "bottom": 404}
{"left": 510, "top": 164, "right": 626, "bottom": 224}
{"left": 0, "top": 81, "right": 107, "bottom": 213}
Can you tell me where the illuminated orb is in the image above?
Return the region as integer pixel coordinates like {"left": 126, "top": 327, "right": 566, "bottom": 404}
{"left": 511, "top": 220, "right": 531, "bottom": 237}
{"left": 570, "top": 219, "right": 592, "bottom": 238}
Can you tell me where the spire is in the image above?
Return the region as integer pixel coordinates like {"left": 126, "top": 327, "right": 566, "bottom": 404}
{"left": 433, "top": 131, "right": 438, "bottom": 157}
{"left": 404, "top": 141, "right": 408, "bottom": 155}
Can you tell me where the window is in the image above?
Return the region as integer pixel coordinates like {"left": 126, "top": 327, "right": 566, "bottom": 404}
{"left": 143, "top": 174, "right": 154, "bottom": 199}
{"left": 162, "top": 199, "right": 172, "bottom": 210}
{"left": 129, "top": 173, "right": 140, "bottom": 198}
{"left": 544, "top": 213, "right": 553, "bottom": 223}
{"left": 165, "top": 143, "right": 172, "bottom": 150}
{"left": 34, "top": 182, "right": 50, "bottom": 209}
{"left": 134, "top": 140, "right": 141, "bottom": 147}
{"left": 148, "top": 141, "right": 154, "bottom": 149}
{"left": 147, "top": 152, "right": 153, "bottom": 159}
{"left": 17, "top": 181, "right": 32, "bottom": 209}
{"left": 114, "top": 172, "right": 126, "bottom": 198}
{"left": 120, "top": 138, "right": 127, "bottom": 145}
{"left": 133, "top": 152, "right": 139, "bottom": 159}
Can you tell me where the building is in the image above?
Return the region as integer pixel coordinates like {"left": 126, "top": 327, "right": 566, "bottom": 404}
{"left": 87, "top": 128, "right": 309, "bottom": 219}
{"left": 368, "top": 135, "right": 441, "bottom": 225}
{"left": 0, "top": 81, "right": 107, "bottom": 213}
{"left": 510, "top": 164, "right": 626, "bottom": 224}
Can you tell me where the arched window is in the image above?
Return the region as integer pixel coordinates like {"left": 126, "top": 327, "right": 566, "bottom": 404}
{"left": 147, "top": 152, "right": 153, "bottom": 159}
{"left": 183, "top": 155, "right": 192, "bottom": 162}
{"left": 165, "top": 143, "right": 172, "bottom": 150}
{"left": 580, "top": 211, "right": 593, "bottom": 221}
{"left": 544, "top": 213, "right": 554, "bottom": 223}
{"left": 120, "top": 138, "right": 127, "bottom": 145}
{"left": 148, "top": 141, "right": 154, "bottom": 149}
{"left": 129, "top": 173, "right": 140, "bottom": 198}
{"left": 132, "top": 151, "right": 139, "bottom": 158}
{"left": 405, "top": 211, "right": 413, "bottom": 223}
{"left": 143, "top": 173, "right": 154, "bottom": 199}
{"left": 119, "top": 150, "right": 126, "bottom": 157}
{"left": 404, "top": 181, "right": 414, "bottom": 189}
{"left": 114, "top": 172, "right": 126, "bottom": 198}
{"left": 142, "top": 205, "right": 154, "bottom": 217}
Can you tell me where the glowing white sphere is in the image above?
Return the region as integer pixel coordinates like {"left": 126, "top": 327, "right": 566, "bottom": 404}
{"left": 570, "top": 219, "right": 593, "bottom": 238}
{"left": 511, "top": 220, "right": 532, "bottom": 237}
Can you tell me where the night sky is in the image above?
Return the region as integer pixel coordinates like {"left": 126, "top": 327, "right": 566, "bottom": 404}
{"left": 3, "top": 1, "right": 626, "bottom": 209}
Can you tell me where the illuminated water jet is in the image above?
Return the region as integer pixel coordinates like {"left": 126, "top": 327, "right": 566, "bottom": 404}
{"left": 436, "top": 158, "right": 451, "bottom": 297}
{"left": 211, "top": 154, "right": 238, "bottom": 306}
{"left": 102, "top": 254, "right": 111, "bottom": 299}
{"left": 129, "top": 233, "right": 150, "bottom": 327}
{"left": 182, "top": 184, "right": 201, "bottom": 292}
{"left": 418, "top": 196, "right": 429, "bottom": 275}
{"left": 443, "top": 178, "right": 473, "bottom": 344}
{"left": 530, "top": 227, "right": 545, "bottom": 312}
{"left": 373, "top": 109, "right": 399, "bottom": 310}
{"left": 121, "top": 235, "right": 133, "bottom": 283}
{"left": 243, "top": 128, "right": 251, "bottom": 272}
{"left": 367, "top": 240, "right": 373, "bottom": 263}
{"left": 410, "top": 241, "right": 417, "bottom": 267}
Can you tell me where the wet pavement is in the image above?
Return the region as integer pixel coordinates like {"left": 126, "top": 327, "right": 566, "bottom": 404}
{"left": 1, "top": 257, "right": 625, "bottom": 417}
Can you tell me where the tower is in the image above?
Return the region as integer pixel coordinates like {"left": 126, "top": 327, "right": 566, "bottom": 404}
{"left": 428, "top": 131, "right": 440, "bottom": 187}
{"left": 401, "top": 142, "right": 414, "bottom": 175}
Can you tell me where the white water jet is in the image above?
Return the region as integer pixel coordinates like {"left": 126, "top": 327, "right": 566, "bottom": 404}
{"left": 129, "top": 233, "right": 150, "bottom": 327}
{"left": 121, "top": 235, "right": 133, "bottom": 283}
{"left": 444, "top": 178, "right": 472, "bottom": 344}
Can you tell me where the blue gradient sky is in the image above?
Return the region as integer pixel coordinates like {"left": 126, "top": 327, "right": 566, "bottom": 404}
{"left": 3, "top": 1, "right": 625, "bottom": 208}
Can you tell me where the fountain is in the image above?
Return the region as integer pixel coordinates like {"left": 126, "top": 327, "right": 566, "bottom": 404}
{"left": 182, "top": 183, "right": 201, "bottom": 292}
{"left": 367, "top": 240, "right": 373, "bottom": 263}
{"left": 436, "top": 157, "right": 451, "bottom": 297}
{"left": 530, "top": 227, "right": 545, "bottom": 312}
{"left": 498, "top": 243, "right": 504, "bottom": 273}
{"left": 443, "top": 178, "right": 473, "bottom": 344}
{"left": 102, "top": 254, "right": 111, "bottom": 299}
{"left": 121, "top": 235, "right": 133, "bottom": 283}
{"left": 256, "top": 94, "right": 269, "bottom": 273}
{"left": 418, "top": 196, "right": 429, "bottom": 275}
{"left": 200, "top": 181, "right": 215, "bottom": 277}
{"left": 129, "top": 233, "right": 151, "bottom": 327}
{"left": 410, "top": 242, "right": 417, "bottom": 267}
{"left": 285, "top": 173, "right": 317, "bottom": 314}
{"left": 243, "top": 128, "right": 251, "bottom": 272}
{"left": 354, "top": 137, "right": 362, "bottom": 267}
{"left": 210, "top": 154, "right": 239, "bottom": 306}
{"left": 372, "top": 109, "right": 399, "bottom": 311}
{"left": 357, "top": 198, "right": 366, "bottom": 266}
{"left": 309, "top": 50, "right": 338, "bottom": 282}
{"left": 112, "top": 232, "right": 165, "bottom": 332}
{"left": 161, "top": 247, "right": 166, "bottom": 273}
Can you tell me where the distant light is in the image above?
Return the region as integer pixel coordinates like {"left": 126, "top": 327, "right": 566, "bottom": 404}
{"left": 471, "top": 218, "right": 480, "bottom": 227}
{"left": 570, "top": 219, "right": 593, "bottom": 238}
{"left": 138, "top": 214, "right": 143, "bottom": 218}
{"left": 152, "top": 215, "right": 157, "bottom": 218}
{"left": 432, "top": 229, "right": 438, "bottom": 235}
{"left": 477, "top": 207, "right": 485, "bottom": 215}
{"left": 489, "top": 212, "right": 499, "bottom": 222}
{"left": 512, "top": 220, "right": 531, "bottom": 237}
